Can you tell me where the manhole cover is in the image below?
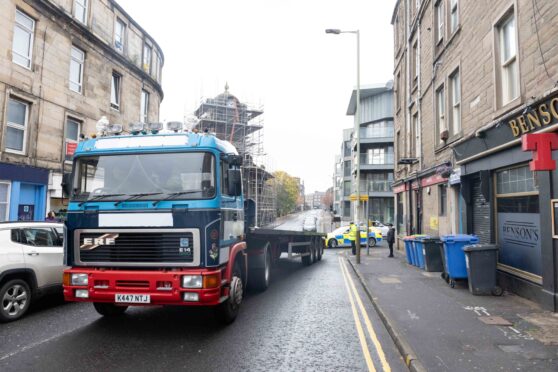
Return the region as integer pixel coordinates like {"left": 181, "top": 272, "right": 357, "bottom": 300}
{"left": 478, "top": 316, "right": 513, "bottom": 326}
{"left": 377, "top": 277, "right": 402, "bottom": 284}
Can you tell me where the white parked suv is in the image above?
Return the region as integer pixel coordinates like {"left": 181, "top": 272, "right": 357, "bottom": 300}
{"left": 0, "top": 222, "right": 64, "bottom": 322}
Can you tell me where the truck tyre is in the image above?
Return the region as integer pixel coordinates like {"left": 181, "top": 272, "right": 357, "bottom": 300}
{"left": 317, "top": 241, "right": 323, "bottom": 261}
{"left": 311, "top": 242, "right": 317, "bottom": 263}
{"left": 301, "top": 248, "right": 312, "bottom": 266}
{"left": 217, "top": 260, "right": 243, "bottom": 325}
{"left": 93, "top": 303, "right": 128, "bottom": 316}
{"left": 248, "top": 243, "right": 271, "bottom": 292}
{"left": 0, "top": 279, "right": 31, "bottom": 323}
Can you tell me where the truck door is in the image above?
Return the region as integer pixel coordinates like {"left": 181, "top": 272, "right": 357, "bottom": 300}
{"left": 19, "top": 227, "right": 64, "bottom": 288}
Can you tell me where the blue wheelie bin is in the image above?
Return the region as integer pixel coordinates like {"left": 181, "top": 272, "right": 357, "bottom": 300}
{"left": 440, "top": 234, "right": 479, "bottom": 287}
{"left": 413, "top": 236, "right": 429, "bottom": 269}
{"left": 403, "top": 236, "right": 415, "bottom": 265}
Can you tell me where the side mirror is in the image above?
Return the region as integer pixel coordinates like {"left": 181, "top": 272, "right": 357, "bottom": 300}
{"left": 227, "top": 169, "right": 242, "bottom": 196}
{"left": 61, "top": 173, "right": 72, "bottom": 197}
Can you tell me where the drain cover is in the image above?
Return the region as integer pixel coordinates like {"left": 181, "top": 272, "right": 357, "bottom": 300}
{"left": 478, "top": 316, "right": 513, "bottom": 326}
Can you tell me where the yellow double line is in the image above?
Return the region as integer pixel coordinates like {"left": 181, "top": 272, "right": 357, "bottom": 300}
{"left": 339, "top": 256, "right": 391, "bottom": 372}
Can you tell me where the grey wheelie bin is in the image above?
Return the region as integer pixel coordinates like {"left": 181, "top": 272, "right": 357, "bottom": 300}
{"left": 462, "top": 244, "right": 503, "bottom": 296}
{"left": 416, "top": 236, "right": 443, "bottom": 272}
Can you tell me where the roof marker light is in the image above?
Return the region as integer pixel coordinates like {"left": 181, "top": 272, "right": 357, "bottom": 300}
{"left": 166, "top": 121, "right": 183, "bottom": 132}
{"left": 129, "top": 122, "right": 146, "bottom": 135}
{"left": 148, "top": 122, "right": 163, "bottom": 134}
{"left": 107, "top": 123, "right": 123, "bottom": 135}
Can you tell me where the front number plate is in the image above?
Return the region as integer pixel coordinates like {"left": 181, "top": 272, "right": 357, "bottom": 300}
{"left": 115, "top": 294, "right": 151, "bottom": 304}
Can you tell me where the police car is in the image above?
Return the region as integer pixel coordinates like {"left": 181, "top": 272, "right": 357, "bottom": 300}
{"left": 325, "top": 225, "right": 382, "bottom": 248}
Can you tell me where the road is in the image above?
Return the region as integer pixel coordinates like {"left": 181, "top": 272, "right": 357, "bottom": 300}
{"left": 0, "top": 213, "right": 404, "bottom": 372}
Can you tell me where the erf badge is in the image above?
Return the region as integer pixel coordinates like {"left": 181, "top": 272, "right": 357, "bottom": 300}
{"left": 179, "top": 238, "right": 192, "bottom": 256}
{"left": 209, "top": 242, "right": 219, "bottom": 260}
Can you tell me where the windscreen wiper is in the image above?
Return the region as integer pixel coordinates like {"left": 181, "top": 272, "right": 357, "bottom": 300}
{"left": 152, "top": 190, "right": 203, "bottom": 206}
{"left": 78, "top": 194, "right": 126, "bottom": 207}
{"left": 114, "top": 192, "right": 163, "bottom": 206}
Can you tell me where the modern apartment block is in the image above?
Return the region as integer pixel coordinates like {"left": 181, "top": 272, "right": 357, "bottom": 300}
{"left": 346, "top": 82, "right": 395, "bottom": 225}
{"left": 392, "top": 0, "right": 558, "bottom": 310}
{"left": 0, "top": 0, "right": 164, "bottom": 221}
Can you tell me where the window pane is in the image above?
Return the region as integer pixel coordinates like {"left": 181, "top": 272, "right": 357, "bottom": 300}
{"left": 66, "top": 120, "right": 79, "bottom": 140}
{"left": 13, "top": 26, "right": 31, "bottom": 58}
{"left": 16, "top": 10, "right": 34, "bottom": 30}
{"left": 0, "top": 184, "right": 8, "bottom": 203}
{"left": 111, "top": 74, "right": 120, "bottom": 106}
{"left": 6, "top": 126, "right": 24, "bottom": 151}
{"left": 8, "top": 99, "right": 27, "bottom": 125}
{"left": 22, "top": 228, "right": 57, "bottom": 247}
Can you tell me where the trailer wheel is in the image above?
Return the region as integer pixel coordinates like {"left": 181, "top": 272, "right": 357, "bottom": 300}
{"left": 301, "top": 245, "right": 312, "bottom": 266}
{"left": 93, "top": 303, "right": 128, "bottom": 317}
{"left": 311, "top": 241, "right": 317, "bottom": 263}
{"left": 248, "top": 243, "right": 271, "bottom": 292}
{"left": 216, "top": 260, "right": 243, "bottom": 325}
{"left": 317, "top": 241, "right": 323, "bottom": 261}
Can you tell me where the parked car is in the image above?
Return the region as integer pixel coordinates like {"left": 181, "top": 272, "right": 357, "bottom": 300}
{"left": 325, "top": 225, "right": 382, "bottom": 248}
{"left": 0, "top": 222, "right": 64, "bottom": 322}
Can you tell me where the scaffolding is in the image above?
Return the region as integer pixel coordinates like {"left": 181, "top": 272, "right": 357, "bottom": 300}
{"left": 192, "top": 84, "right": 276, "bottom": 226}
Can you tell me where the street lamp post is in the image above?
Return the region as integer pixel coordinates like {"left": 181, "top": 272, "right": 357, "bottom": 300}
{"left": 326, "top": 28, "right": 362, "bottom": 264}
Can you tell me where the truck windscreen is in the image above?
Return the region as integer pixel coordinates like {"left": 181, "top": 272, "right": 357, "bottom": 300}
{"left": 72, "top": 152, "right": 216, "bottom": 201}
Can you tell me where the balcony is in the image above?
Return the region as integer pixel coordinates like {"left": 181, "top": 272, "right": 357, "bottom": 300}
{"left": 357, "top": 153, "right": 394, "bottom": 170}
{"left": 358, "top": 126, "right": 394, "bottom": 145}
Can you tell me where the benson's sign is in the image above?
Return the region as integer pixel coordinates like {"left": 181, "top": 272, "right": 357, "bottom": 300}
{"left": 508, "top": 95, "right": 558, "bottom": 137}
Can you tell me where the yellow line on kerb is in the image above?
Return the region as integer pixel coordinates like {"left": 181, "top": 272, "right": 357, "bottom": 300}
{"left": 339, "top": 257, "right": 376, "bottom": 372}
{"left": 340, "top": 258, "right": 392, "bottom": 372}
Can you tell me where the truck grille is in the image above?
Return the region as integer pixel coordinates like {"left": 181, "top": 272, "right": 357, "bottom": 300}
{"left": 76, "top": 229, "right": 199, "bottom": 266}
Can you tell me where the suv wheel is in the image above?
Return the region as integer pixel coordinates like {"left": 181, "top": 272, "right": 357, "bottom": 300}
{"left": 0, "top": 279, "right": 31, "bottom": 322}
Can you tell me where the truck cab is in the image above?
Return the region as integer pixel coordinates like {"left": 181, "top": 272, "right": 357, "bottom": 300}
{"left": 62, "top": 128, "right": 247, "bottom": 323}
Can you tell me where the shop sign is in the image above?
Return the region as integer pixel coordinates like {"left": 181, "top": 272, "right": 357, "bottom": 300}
{"left": 508, "top": 95, "right": 558, "bottom": 137}
{"left": 448, "top": 168, "right": 461, "bottom": 185}
{"left": 393, "top": 184, "right": 406, "bottom": 194}
{"left": 66, "top": 141, "right": 78, "bottom": 156}
{"left": 522, "top": 132, "right": 558, "bottom": 171}
{"left": 498, "top": 212, "right": 542, "bottom": 276}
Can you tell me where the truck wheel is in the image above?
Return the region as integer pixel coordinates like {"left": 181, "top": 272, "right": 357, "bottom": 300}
{"left": 249, "top": 244, "right": 271, "bottom": 292}
{"left": 0, "top": 279, "right": 31, "bottom": 323}
{"left": 217, "top": 261, "right": 243, "bottom": 325}
{"left": 93, "top": 303, "right": 128, "bottom": 316}
{"left": 311, "top": 242, "right": 317, "bottom": 263}
{"left": 317, "top": 241, "right": 323, "bottom": 261}
{"left": 301, "top": 248, "right": 312, "bottom": 266}
{"left": 368, "top": 238, "right": 377, "bottom": 247}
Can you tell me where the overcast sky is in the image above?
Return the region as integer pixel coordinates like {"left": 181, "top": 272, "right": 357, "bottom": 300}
{"left": 117, "top": 0, "right": 395, "bottom": 193}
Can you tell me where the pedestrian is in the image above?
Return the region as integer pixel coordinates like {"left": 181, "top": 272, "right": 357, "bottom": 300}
{"left": 349, "top": 221, "right": 357, "bottom": 255}
{"left": 45, "top": 211, "right": 57, "bottom": 222}
{"left": 386, "top": 223, "right": 395, "bottom": 257}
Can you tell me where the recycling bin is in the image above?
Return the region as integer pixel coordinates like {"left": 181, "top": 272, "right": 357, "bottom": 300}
{"left": 440, "top": 234, "right": 479, "bottom": 287}
{"left": 463, "top": 244, "right": 503, "bottom": 296}
{"left": 403, "top": 236, "right": 415, "bottom": 265}
{"left": 413, "top": 237, "right": 428, "bottom": 269}
{"left": 416, "top": 236, "right": 443, "bottom": 272}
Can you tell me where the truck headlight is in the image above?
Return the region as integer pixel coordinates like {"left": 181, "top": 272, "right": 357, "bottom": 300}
{"left": 182, "top": 275, "right": 202, "bottom": 288}
{"left": 71, "top": 273, "right": 89, "bottom": 286}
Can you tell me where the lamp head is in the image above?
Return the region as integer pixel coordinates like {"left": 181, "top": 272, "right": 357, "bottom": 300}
{"left": 325, "top": 29, "right": 341, "bottom": 34}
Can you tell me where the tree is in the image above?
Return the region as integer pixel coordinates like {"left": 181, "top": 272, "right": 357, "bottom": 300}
{"left": 269, "top": 171, "right": 299, "bottom": 217}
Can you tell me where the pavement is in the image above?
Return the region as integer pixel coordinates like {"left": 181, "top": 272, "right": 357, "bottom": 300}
{"left": 346, "top": 246, "right": 558, "bottom": 372}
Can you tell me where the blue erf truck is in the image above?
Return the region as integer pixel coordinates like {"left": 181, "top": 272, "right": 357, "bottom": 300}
{"left": 61, "top": 125, "right": 323, "bottom": 323}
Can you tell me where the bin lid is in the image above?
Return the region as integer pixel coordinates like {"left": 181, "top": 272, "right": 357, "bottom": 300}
{"left": 415, "top": 236, "right": 441, "bottom": 242}
{"left": 441, "top": 234, "right": 479, "bottom": 243}
{"left": 462, "top": 244, "right": 499, "bottom": 252}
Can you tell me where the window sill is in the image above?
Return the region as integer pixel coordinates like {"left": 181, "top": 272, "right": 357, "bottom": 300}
{"left": 492, "top": 96, "right": 523, "bottom": 120}
{"left": 110, "top": 105, "right": 120, "bottom": 111}
{"left": 4, "top": 148, "right": 26, "bottom": 156}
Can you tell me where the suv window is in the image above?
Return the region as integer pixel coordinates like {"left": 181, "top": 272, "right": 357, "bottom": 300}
{"left": 13, "top": 228, "right": 62, "bottom": 247}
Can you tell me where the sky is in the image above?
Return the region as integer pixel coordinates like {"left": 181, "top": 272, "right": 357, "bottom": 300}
{"left": 117, "top": 0, "right": 395, "bottom": 193}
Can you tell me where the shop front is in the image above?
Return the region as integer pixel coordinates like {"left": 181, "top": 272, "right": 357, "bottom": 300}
{"left": 0, "top": 162, "right": 48, "bottom": 222}
{"left": 455, "top": 91, "right": 558, "bottom": 311}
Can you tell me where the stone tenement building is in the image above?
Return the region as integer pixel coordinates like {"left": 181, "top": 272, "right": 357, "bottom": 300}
{"left": 0, "top": 0, "right": 164, "bottom": 220}
{"left": 391, "top": 0, "right": 558, "bottom": 311}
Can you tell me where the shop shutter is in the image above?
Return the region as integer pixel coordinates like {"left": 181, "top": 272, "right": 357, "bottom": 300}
{"left": 472, "top": 176, "right": 491, "bottom": 243}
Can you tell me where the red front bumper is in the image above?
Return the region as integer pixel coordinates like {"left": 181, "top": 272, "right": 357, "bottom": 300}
{"left": 63, "top": 268, "right": 225, "bottom": 307}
